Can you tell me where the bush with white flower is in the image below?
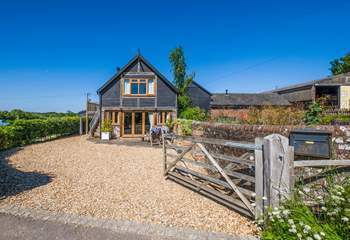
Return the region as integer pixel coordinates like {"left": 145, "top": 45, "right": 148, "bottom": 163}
{"left": 261, "top": 176, "right": 350, "bottom": 240}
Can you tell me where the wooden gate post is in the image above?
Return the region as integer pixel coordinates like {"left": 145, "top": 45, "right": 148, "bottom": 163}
{"left": 254, "top": 137, "right": 264, "bottom": 218}
{"left": 263, "top": 134, "right": 294, "bottom": 209}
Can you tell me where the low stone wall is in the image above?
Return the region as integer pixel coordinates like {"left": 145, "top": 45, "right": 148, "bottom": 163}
{"left": 192, "top": 121, "right": 350, "bottom": 159}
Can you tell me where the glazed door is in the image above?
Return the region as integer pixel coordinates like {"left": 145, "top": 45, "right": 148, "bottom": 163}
{"left": 122, "top": 112, "right": 145, "bottom": 137}
{"left": 123, "top": 112, "right": 132, "bottom": 135}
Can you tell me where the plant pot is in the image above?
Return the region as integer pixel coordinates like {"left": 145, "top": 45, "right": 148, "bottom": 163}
{"left": 101, "top": 132, "right": 111, "bottom": 140}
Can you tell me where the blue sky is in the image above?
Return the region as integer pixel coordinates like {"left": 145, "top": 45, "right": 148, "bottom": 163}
{"left": 0, "top": 0, "right": 349, "bottom": 112}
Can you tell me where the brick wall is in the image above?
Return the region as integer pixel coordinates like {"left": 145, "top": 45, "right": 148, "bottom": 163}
{"left": 209, "top": 109, "right": 249, "bottom": 122}
{"left": 192, "top": 121, "right": 350, "bottom": 159}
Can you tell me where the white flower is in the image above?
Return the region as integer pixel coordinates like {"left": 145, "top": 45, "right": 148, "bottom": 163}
{"left": 272, "top": 210, "right": 280, "bottom": 216}
{"left": 282, "top": 210, "right": 290, "bottom": 216}
{"left": 306, "top": 237, "right": 313, "bottom": 240}
{"left": 297, "top": 233, "right": 302, "bottom": 239}
{"left": 320, "top": 232, "right": 325, "bottom": 236}
{"left": 313, "top": 233, "right": 322, "bottom": 240}
{"left": 303, "top": 224, "right": 311, "bottom": 233}
{"left": 289, "top": 228, "right": 297, "bottom": 233}
{"left": 321, "top": 206, "right": 327, "bottom": 211}
{"left": 341, "top": 217, "right": 349, "bottom": 222}
{"left": 303, "top": 187, "right": 310, "bottom": 193}
{"left": 288, "top": 219, "right": 294, "bottom": 225}
{"left": 317, "top": 196, "right": 323, "bottom": 200}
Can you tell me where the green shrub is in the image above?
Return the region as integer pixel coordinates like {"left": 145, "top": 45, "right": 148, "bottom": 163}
{"left": 0, "top": 117, "right": 80, "bottom": 150}
{"left": 246, "top": 107, "right": 304, "bottom": 125}
{"left": 320, "top": 115, "right": 335, "bottom": 125}
{"left": 261, "top": 177, "right": 350, "bottom": 240}
{"left": 176, "top": 119, "right": 193, "bottom": 136}
{"left": 101, "top": 119, "right": 112, "bottom": 132}
{"left": 0, "top": 109, "right": 77, "bottom": 121}
{"left": 304, "top": 102, "right": 323, "bottom": 125}
{"left": 320, "top": 114, "right": 350, "bottom": 125}
{"left": 166, "top": 119, "right": 176, "bottom": 131}
{"left": 179, "top": 107, "right": 207, "bottom": 121}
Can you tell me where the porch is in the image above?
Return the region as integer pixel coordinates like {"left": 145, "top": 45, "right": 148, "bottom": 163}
{"left": 99, "top": 108, "right": 176, "bottom": 138}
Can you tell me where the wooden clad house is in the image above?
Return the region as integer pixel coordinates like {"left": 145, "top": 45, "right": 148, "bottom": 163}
{"left": 186, "top": 81, "right": 212, "bottom": 110}
{"left": 93, "top": 54, "right": 178, "bottom": 138}
{"left": 269, "top": 72, "right": 350, "bottom": 109}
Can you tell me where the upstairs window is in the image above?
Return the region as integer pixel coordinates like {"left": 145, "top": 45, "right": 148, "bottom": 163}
{"left": 123, "top": 78, "right": 155, "bottom": 96}
{"left": 124, "top": 79, "right": 131, "bottom": 94}
{"left": 148, "top": 79, "right": 154, "bottom": 94}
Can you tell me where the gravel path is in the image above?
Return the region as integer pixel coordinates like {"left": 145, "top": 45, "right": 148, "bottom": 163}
{"left": 0, "top": 136, "right": 258, "bottom": 236}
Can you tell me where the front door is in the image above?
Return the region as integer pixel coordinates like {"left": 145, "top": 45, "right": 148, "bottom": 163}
{"left": 122, "top": 111, "right": 144, "bottom": 137}
{"left": 123, "top": 112, "right": 132, "bottom": 135}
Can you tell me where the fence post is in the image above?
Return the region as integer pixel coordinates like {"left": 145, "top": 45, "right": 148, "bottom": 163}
{"left": 79, "top": 117, "right": 83, "bottom": 135}
{"left": 162, "top": 133, "right": 167, "bottom": 176}
{"left": 254, "top": 137, "right": 264, "bottom": 218}
{"left": 263, "top": 134, "right": 294, "bottom": 209}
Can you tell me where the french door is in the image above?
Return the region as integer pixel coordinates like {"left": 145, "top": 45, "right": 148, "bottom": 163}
{"left": 122, "top": 112, "right": 146, "bottom": 137}
{"left": 121, "top": 111, "right": 170, "bottom": 137}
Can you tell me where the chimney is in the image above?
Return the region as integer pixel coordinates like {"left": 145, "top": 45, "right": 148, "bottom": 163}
{"left": 116, "top": 67, "right": 121, "bottom": 73}
{"left": 225, "top": 89, "right": 228, "bottom": 95}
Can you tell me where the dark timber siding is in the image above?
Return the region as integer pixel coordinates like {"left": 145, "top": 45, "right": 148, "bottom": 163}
{"left": 187, "top": 82, "right": 211, "bottom": 110}
{"left": 101, "top": 79, "right": 120, "bottom": 107}
{"left": 100, "top": 57, "right": 177, "bottom": 109}
{"left": 139, "top": 98, "right": 156, "bottom": 107}
{"left": 157, "top": 78, "right": 177, "bottom": 107}
{"left": 278, "top": 88, "right": 313, "bottom": 103}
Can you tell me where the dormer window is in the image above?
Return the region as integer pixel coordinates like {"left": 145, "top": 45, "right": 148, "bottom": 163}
{"left": 123, "top": 78, "right": 155, "bottom": 96}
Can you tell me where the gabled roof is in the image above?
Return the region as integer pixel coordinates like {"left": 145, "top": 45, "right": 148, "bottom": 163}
{"left": 189, "top": 80, "right": 212, "bottom": 96}
{"left": 266, "top": 72, "right": 350, "bottom": 94}
{"left": 97, "top": 54, "right": 178, "bottom": 94}
{"left": 211, "top": 93, "right": 291, "bottom": 107}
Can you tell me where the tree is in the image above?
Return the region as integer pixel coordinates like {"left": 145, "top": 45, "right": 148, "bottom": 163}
{"left": 169, "top": 46, "right": 194, "bottom": 114}
{"left": 330, "top": 52, "right": 350, "bottom": 75}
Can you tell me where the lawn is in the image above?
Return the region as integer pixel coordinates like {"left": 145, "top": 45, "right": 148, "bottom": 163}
{"left": 0, "top": 136, "right": 257, "bottom": 236}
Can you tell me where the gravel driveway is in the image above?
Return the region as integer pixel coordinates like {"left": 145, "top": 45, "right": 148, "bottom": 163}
{"left": 0, "top": 136, "right": 258, "bottom": 236}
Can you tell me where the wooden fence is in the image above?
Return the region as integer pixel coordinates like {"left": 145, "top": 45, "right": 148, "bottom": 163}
{"left": 162, "top": 134, "right": 350, "bottom": 219}
{"left": 324, "top": 108, "right": 350, "bottom": 116}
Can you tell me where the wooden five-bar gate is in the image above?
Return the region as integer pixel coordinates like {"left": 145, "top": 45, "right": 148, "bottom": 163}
{"left": 162, "top": 133, "right": 350, "bottom": 219}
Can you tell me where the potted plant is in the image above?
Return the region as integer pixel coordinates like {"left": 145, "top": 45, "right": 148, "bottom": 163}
{"left": 101, "top": 119, "right": 112, "bottom": 140}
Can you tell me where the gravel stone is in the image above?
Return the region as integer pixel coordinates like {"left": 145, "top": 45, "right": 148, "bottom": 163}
{"left": 0, "top": 136, "right": 258, "bottom": 236}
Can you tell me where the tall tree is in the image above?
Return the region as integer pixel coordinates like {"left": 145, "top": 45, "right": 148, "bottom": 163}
{"left": 330, "top": 52, "right": 350, "bottom": 75}
{"left": 169, "top": 46, "right": 194, "bottom": 113}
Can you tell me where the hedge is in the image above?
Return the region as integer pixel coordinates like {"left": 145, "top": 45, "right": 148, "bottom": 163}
{"left": 0, "top": 117, "right": 80, "bottom": 150}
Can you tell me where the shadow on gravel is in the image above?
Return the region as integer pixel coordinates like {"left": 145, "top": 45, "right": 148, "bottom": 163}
{"left": 87, "top": 137, "right": 161, "bottom": 149}
{"left": 0, "top": 148, "right": 53, "bottom": 200}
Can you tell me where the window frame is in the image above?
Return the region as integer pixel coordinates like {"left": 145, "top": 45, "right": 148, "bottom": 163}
{"left": 122, "top": 78, "right": 156, "bottom": 96}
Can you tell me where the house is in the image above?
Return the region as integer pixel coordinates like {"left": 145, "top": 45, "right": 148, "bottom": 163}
{"left": 210, "top": 92, "right": 291, "bottom": 121}
{"left": 89, "top": 53, "right": 217, "bottom": 138}
{"left": 186, "top": 81, "right": 212, "bottom": 110}
{"left": 269, "top": 73, "right": 350, "bottom": 109}
{"left": 92, "top": 54, "right": 178, "bottom": 138}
